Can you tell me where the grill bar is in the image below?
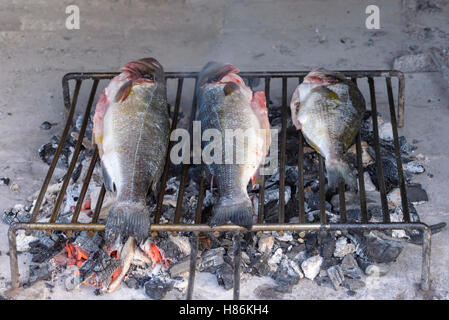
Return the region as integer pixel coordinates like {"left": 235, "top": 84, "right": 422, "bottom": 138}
{"left": 319, "top": 156, "right": 326, "bottom": 223}
{"left": 298, "top": 132, "right": 306, "bottom": 223}
{"left": 233, "top": 232, "right": 241, "bottom": 300}
{"left": 386, "top": 77, "right": 410, "bottom": 222}
{"left": 368, "top": 77, "right": 390, "bottom": 223}
{"left": 29, "top": 80, "right": 82, "bottom": 225}
{"left": 356, "top": 133, "right": 368, "bottom": 222}
{"left": 71, "top": 148, "right": 99, "bottom": 224}
{"left": 49, "top": 80, "right": 99, "bottom": 226}
{"left": 155, "top": 78, "right": 184, "bottom": 224}
{"left": 278, "top": 77, "right": 288, "bottom": 223}
{"left": 8, "top": 70, "right": 433, "bottom": 299}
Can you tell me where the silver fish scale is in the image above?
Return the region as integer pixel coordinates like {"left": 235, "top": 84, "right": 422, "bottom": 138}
{"left": 298, "top": 80, "right": 364, "bottom": 159}
{"left": 104, "top": 83, "right": 169, "bottom": 202}
{"left": 198, "top": 84, "right": 261, "bottom": 199}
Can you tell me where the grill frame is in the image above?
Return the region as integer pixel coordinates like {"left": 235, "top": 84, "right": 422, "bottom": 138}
{"left": 8, "top": 70, "right": 431, "bottom": 299}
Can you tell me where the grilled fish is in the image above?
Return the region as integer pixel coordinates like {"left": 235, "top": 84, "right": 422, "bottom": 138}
{"left": 290, "top": 68, "right": 365, "bottom": 190}
{"left": 197, "top": 61, "right": 271, "bottom": 228}
{"left": 93, "top": 57, "right": 170, "bottom": 242}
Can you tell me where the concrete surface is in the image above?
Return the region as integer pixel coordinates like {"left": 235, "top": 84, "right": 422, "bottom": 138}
{"left": 0, "top": 0, "right": 448, "bottom": 299}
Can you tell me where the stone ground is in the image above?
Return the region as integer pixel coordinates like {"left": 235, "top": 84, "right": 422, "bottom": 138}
{"left": 0, "top": 0, "right": 448, "bottom": 299}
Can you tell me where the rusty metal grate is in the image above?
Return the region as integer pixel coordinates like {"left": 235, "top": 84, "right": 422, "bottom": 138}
{"left": 7, "top": 70, "right": 432, "bottom": 299}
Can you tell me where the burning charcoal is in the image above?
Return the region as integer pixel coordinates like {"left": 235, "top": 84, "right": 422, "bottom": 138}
{"left": 154, "top": 236, "right": 182, "bottom": 261}
{"left": 334, "top": 237, "right": 356, "bottom": 258}
{"left": 387, "top": 188, "right": 402, "bottom": 208}
{"left": 16, "top": 232, "right": 38, "bottom": 252}
{"left": 92, "top": 254, "right": 122, "bottom": 291}
{"left": 273, "top": 231, "right": 293, "bottom": 242}
{"left": 40, "top": 121, "right": 53, "bottom": 130}
{"left": 304, "top": 231, "right": 318, "bottom": 252}
{"left": 347, "top": 141, "right": 374, "bottom": 167}
{"left": 406, "top": 183, "right": 428, "bottom": 203}
{"left": 403, "top": 161, "right": 424, "bottom": 174}
{"left": 340, "top": 254, "right": 364, "bottom": 280}
{"left": 249, "top": 254, "right": 271, "bottom": 277}
{"left": 346, "top": 209, "right": 363, "bottom": 222}
{"left": 202, "top": 189, "right": 218, "bottom": 209}
{"left": 75, "top": 114, "right": 93, "bottom": 140}
{"left": 305, "top": 190, "right": 332, "bottom": 212}
{"left": 301, "top": 255, "right": 323, "bottom": 280}
{"left": 257, "top": 234, "right": 274, "bottom": 255}
{"left": 268, "top": 248, "right": 284, "bottom": 271}
{"left": 170, "top": 256, "right": 201, "bottom": 278}
{"left": 307, "top": 210, "right": 339, "bottom": 223}
{"left": 343, "top": 279, "right": 366, "bottom": 291}
{"left": 73, "top": 231, "right": 102, "bottom": 254}
{"left": 315, "top": 274, "right": 334, "bottom": 289}
{"left": 271, "top": 258, "right": 303, "bottom": 293}
{"left": 378, "top": 122, "right": 393, "bottom": 141}
{"left": 65, "top": 267, "right": 83, "bottom": 291}
{"left": 199, "top": 247, "right": 225, "bottom": 273}
{"left": 363, "top": 172, "right": 377, "bottom": 192}
{"left": 327, "top": 265, "right": 344, "bottom": 290}
{"left": 319, "top": 232, "right": 336, "bottom": 259}
{"left": 240, "top": 251, "right": 251, "bottom": 266}
{"left": 285, "top": 244, "right": 307, "bottom": 262}
{"left": 184, "top": 179, "right": 199, "bottom": 197}
{"left": 144, "top": 277, "right": 174, "bottom": 300}
{"left": 2, "top": 206, "right": 31, "bottom": 225}
{"left": 285, "top": 166, "right": 299, "bottom": 187}
{"left": 124, "top": 278, "right": 139, "bottom": 289}
{"left": 263, "top": 185, "right": 291, "bottom": 205}
{"left": 216, "top": 262, "right": 234, "bottom": 290}
{"left": 378, "top": 121, "right": 393, "bottom": 141}
{"left": 366, "top": 147, "right": 399, "bottom": 193}
{"left": 358, "top": 232, "right": 404, "bottom": 264}
{"left": 331, "top": 191, "right": 380, "bottom": 217}
{"left": 38, "top": 135, "right": 74, "bottom": 168}
{"left": 169, "top": 235, "right": 191, "bottom": 257}
{"left": 29, "top": 233, "right": 68, "bottom": 263}
{"left": 28, "top": 264, "right": 52, "bottom": 285}
{"left": 399, "top": 136, "right": 417, "bottom": 154}
{"left": 0, "top": 177, "right": 10, "bottom": 186}
{"left": 71, "top": 162, "right": 83, "bottom": 182}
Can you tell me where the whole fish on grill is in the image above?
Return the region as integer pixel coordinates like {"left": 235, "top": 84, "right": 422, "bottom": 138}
{"left": 197, "top": 61, "right": 271, "bottom": 228}
{"left": 93, "top": 57, "right": 170, "bottom": 242}
{"left": 290, "top": 68, "right": 365, "bottom": 190}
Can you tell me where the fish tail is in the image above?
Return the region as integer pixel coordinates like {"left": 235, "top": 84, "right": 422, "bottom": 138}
{"left": 326, "top": 158, "right": 357, "bottom": 191}
{"left": 211, "top": 196, "right": 254, "bottom": 229}
{"left": 105, "top": 201, "right": 149, "bottom": 243}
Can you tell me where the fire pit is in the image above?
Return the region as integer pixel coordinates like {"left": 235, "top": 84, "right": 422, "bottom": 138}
{"left": 6, "top": 70, "right": 434, "bottom": 299}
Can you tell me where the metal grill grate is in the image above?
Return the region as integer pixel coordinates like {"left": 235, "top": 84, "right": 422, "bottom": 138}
{"left": 7, "top": 70, "right": 432, "bottom": 299}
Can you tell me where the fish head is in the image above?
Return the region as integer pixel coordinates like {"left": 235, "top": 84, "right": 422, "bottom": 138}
{"left": 112, "top": 57, "right": 165, "bottom": 102}
{"left": 304, "top": 68, "right": 345, "bottom": 86}
{"left": 198, "top": 61, "right": 244, "bottom": 86}
{"left": 120, "top": 57, "right": 164, "bottom": 84}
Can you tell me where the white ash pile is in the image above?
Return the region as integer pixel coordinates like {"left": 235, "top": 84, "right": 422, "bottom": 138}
{"left": 1, "top": 106, "right": 441, "bottom": 299}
